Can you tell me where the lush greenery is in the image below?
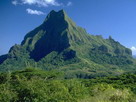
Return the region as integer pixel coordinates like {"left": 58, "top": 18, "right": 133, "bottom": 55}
{"left": 0, "top": 68, "right": 136, "bottom": 102}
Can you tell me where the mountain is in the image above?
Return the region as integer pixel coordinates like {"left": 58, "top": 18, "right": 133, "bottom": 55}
{"left": 0, "top": 10, "right": 135, "bottom": 78}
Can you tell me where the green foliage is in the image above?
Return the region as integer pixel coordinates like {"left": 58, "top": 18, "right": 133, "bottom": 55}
{"left": 82, "top": 84, "right": 136, "bottom": 102}
{"left": 89, "top": 47, "right": 133, "bottom": 65}
{"left": 0, "top": 68, "right": 136, "bottom": 102}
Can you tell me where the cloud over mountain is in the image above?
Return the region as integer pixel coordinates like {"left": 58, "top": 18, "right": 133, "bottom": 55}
{"left": 12, "top": 0, "right": 62, "bottom": 7}
{"left": 26, "top": 8, "right": 45, "bottom": 15}
{"left": 131, "top": 46, "right": 136, "bottom": 55}
{"left": 67, "top": 1, "right": 72, "bottom": 6}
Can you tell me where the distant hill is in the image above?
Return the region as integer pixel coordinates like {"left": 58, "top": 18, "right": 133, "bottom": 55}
{"left": 0, "top": 10, "right": 135, "bottom": 78}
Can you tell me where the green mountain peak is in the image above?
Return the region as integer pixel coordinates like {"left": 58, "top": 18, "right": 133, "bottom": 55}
{"left": 0, "top": 10, "right": 135, "bottom": 78}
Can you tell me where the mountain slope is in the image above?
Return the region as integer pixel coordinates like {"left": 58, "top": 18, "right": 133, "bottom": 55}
{"left": 0, "top": 10, "right": 135, "bottom": 77}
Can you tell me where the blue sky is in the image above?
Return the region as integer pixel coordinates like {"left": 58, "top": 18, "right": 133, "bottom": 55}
{"left": 0, "top": 0, "right": 136, "bottom": 55}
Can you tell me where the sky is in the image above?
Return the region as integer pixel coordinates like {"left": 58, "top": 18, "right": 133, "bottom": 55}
{"left": 0, "top": 0, "right": 136, "bottom": 55}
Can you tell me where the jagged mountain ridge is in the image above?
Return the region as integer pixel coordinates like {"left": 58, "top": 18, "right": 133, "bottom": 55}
{"left": 0, "top": 10, "right": 135, "bottom": 77}
{"left": 21, "top": 10, "right": 92, "bottom": 61}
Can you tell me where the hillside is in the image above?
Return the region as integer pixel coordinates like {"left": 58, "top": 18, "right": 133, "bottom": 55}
{"left": 0, "top": 10, "right": 135, "bottom": 78}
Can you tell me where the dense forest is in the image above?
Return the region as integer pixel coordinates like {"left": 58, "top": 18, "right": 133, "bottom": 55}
{"left": 0, "top": 68, "right": 136, "bottom": 102}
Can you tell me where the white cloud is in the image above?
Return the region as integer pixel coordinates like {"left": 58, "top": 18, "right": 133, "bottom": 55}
{"left": 67, "top": 1, "right": 72, "bottom": 6}
{"left": 130, "top": 46, "right": 136, "bottom": 55}
{"left": 12, "top": 0, "right": 18, "bottom": 5}
{"left": 12, "top": 0, "right": 61, "bottom": 7}
{"left": 26, "top": 8, "right": 45, "bottom": 15}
